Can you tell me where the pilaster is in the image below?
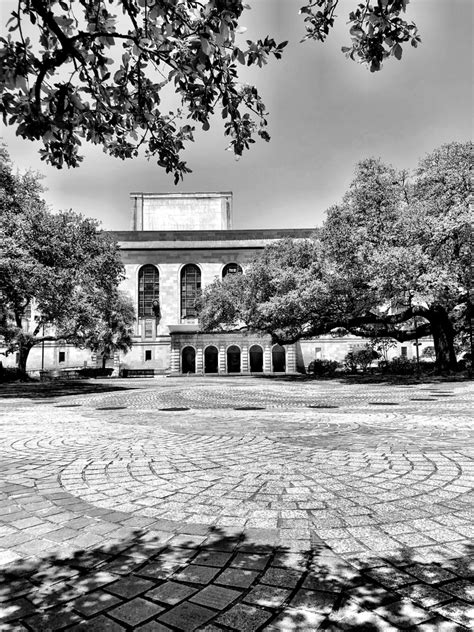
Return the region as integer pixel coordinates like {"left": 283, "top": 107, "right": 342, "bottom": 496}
{"left": 286, "top": 345, "right": 296, "bottom": 373}
{"left": 263, "top": 345, "right": 272, "bottom": 373}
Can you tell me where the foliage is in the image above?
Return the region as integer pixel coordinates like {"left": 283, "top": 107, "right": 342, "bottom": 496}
{"left": 0, "top": 150, "right": 127, "bottom": 372}
{"left": 85, "top": 291, "right": 135, "bottom": 367}
{"left": 307, "top": 358, "right": 340, "bottom": 376}
{"left": 301, "top": 0, "right": 420, "bottom": 72}
{"left": 421, "top": 345, "right": 435, "bottom": 359}
{"left": 0, "top": 366, "right": 25, "bottom": 383}
{"left": 78, "top": 367, "right": 114, "bottom": 378}
{"left": 1, "top": 1, "right": 419, "bottom": 175}
{"left": 457, "top": 353, "right": 471, "bottom": 372}
{"left": 343, "top": 346, "right": 374, "bottom": 373}
{"left": 378, "top": 356, "right": 433, "bottom": 375}
{"left": 368, "top": 336, "right": 397, "bottom": 361}
{"left": 199, "top": 142, "right": 471, "bottom": 373}
{"left": 321, "top": 142, "right": 472, "bottom": 371}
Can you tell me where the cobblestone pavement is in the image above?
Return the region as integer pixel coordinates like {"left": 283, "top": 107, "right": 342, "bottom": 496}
{"left": 0, "top": 377, "right": 473, "bottom": 631}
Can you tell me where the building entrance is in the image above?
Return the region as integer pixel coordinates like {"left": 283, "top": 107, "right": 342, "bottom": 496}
{"left": 204, "top": 346, "right": 218, "bottom": 373}
{"left": 182, "top": 346, "right": 196, "bottom": 373}
{"left": 272, "top": 344, "right": 286, "bottom": 372}
{"left": 227, "top": 346, "right": 241, "bottom": 373}
{"left": 249, "top": 345, "right": 263, "bottom": 372}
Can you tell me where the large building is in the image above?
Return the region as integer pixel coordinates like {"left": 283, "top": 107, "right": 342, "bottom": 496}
{"left": 11, "top": 192, "right": 431, "bottom": 374}
{"left": 114, "top": 191, "right": 313, "bottom": 375}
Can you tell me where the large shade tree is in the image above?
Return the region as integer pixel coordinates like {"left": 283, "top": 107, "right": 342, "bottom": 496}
{"left": 85, "top": 290, "right": 135, "bottom": 369}
{"left": 199, "top": 142, "right": 472, "bottom": 372}
{"left": 0, "top": 150, "right": 133, "bottom": 373}
{"left": 1, "top": 1, "right": 420, "bottom": 179}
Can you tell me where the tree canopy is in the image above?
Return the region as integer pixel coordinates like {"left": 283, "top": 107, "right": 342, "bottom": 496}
{"left": 0, "top": 150, "right": 133, "bottom": 372}
{"left": 1, "top": 1, "right": 419, "bottom": 179}
{"left": 199, "top": 142, "right": 472, "bottom": 372}
{"left": 85, "top": 290, "right": 135, "bottom": 369}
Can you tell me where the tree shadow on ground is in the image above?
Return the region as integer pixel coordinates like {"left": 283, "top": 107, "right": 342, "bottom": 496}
{"left": 255, "top": 374, "right": 471, "bottom": 387}
{"left": 0, "top": 379, "right": 140, "bottom": 401}
{"left": 0, "top": 526, "right": 471, "bottom": 631}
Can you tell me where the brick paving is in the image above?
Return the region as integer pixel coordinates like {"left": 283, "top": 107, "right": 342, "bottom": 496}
{"left": 0, "top": 376, "right": 472, "bottom": 631}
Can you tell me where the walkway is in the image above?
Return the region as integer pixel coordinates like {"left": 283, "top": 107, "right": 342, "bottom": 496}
{"left": 0, "top": 377, "right": 472, "bottom": 630}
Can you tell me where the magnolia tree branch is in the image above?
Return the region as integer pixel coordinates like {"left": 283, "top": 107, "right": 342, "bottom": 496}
{"left": 1, "top": 0, "right": 419, "bottom": 177}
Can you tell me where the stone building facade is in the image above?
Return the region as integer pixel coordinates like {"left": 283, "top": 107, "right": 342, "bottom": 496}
{"left": 113, "top": 192, "right": 313, "bottom": 374}
{"left": 8, "top": 191, "right": 433, "bottom": 373}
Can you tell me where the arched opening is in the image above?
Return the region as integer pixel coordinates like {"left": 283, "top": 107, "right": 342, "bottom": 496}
{"left": 138, "top": 265, "right": 160, "bottom": 317}
{"left": 227, "top": 345, "right": 241, "bottom": 373}
{"left": 249, "top": 345, "right": 263, "bottom": 373}
{"left": 182, "top": 346, "right": 196, "bottom": 373}
{"left": 272, "top": 344, "right": 286, "bottom": 372}
{"left": 180, "top": 264, "right": 201, "bottom": 319}
{"left": 204, "top": 346, "right": 218, "bottom": 374}
{"left": 222, "top": 263, "right": 243, "bottom": 279}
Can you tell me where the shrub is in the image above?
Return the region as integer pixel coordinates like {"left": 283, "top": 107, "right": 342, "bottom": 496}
{"left": 379, "top": 357, "right": 435, "bottom": 375}
{"left": 344, "top": 347, "right": 375, "bottom": 373}
{"left": 78, "top": 367, "right": 114, "bottom": 378}
{"left": 0, "top": 366, "right": 26, "bottom": 382}
{"left": 457, "top": 352, "right": 471, "bottom": 371}
{"left": 307, "top": 359, "right": 340, "bottom": 376}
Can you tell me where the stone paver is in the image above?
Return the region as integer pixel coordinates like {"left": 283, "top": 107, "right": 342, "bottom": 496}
{"left": 0, "top": 376, "right": 472, "bottom": 630}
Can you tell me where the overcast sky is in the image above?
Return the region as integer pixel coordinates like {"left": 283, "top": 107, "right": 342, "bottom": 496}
{"left": 1, "top": 0, "right": 472, "bottom": 230}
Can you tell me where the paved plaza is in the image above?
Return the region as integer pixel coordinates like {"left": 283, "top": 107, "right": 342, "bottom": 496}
{"left": 0, "top": 376, "right": 473, "bottom": 631}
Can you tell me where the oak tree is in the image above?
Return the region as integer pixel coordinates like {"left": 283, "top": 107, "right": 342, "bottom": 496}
{"left": 84, "top": 290, "right": 135, "bottom": 369}
{"left": 0, "top": 150, "right": 131, "bottom": 373}
{"left": 199, "top": 142, "right": 471, "bottom": 372}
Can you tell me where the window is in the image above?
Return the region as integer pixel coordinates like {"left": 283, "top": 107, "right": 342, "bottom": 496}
{"left": 138, "top": 265, "right": 159, "bottom": 318}
{"left": 58, "top": 351, "right": 65, "bottom": 363}
{"left": 401, "top": 346, "right": 408, "bottom": 357}
{"left": 145, "top": 350, "right": 152, "bottom": 361}
{"left": 181, "top": 264, "right": 201, "bottom": 318}
{"left": 222, "top": 263, "right": 243, "bottom": 278}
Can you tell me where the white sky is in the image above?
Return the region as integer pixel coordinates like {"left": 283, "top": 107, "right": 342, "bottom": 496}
{"left": 1, "top": 0, "right": 472, "bottom": 230}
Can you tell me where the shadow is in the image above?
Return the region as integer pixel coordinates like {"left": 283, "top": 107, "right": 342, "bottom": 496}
{"left": 0, "top": 379, "right": 139, "bottom": 401}
{"left": 255, "top": 373, "right": 472, "bottom": 387}
{"left": 1, "top": 525, "right": 470, "bottom": 631}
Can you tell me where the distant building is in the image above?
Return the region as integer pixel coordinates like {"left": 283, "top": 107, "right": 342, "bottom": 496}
{"left": 10, "top": 192, "right": 432, "bottom": 373}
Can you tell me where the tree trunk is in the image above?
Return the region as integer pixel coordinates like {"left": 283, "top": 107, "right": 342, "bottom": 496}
{"left": 428, "top": 306, "right": 457, "bottom": 373}
{"left": 17, "top": 342, "right": 32, "bottom": 376}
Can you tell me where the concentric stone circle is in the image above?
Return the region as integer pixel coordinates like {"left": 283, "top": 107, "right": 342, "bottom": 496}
{"left": 0, "top": 377, "right": 472, "bottom": 631}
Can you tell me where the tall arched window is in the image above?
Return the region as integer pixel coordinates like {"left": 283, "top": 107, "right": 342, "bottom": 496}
{"left": 222, "top": 263, "right": 243, "bottom": 279}
{"left": 181, "top": 264, "right": 201, "bottom": 318}
{"left": 138, "top": 265, "right": 159, "bottom": 317}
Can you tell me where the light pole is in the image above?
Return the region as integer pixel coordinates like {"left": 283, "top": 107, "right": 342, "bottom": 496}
{"left": 41, "top": 324, "right": 45, "bottom": 371}
{"left": 413, "top": 313, "right": 420, "bottom": 372}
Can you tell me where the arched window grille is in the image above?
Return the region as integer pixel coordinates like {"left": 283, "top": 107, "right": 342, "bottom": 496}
{"left": 138, "top": 265, "right": 160, "bottom": 317}
{"left": 181, "top": 264, "right": 201, "bottom": 318}
{"left": 222, "top": 263, "right": 243, "bottom": 279}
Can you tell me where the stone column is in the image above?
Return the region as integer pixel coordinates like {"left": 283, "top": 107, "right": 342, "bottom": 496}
{"left": 241, "top": 344, "right": 249, "bottom": 373}
{"left": 112, "top": 351, "right": 120, "bottom": 377}
{"left": 264, "top": 345, "right": 272, "bottom": 373}
{"left": 196, "top": 344, "right": 204, "bottom": 374}
{"left": 170, "top": 342, "right": 180, "bottom": 373}
{"left": 286, "top": 345, "right": 296, "bottom": 373}
{"left": 219, "top": 344, "right": 226, "bottom": 374}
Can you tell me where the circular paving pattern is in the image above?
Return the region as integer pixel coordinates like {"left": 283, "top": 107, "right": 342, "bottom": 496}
{"left": 0, "top": 377, "right": 472, "bottom": 631}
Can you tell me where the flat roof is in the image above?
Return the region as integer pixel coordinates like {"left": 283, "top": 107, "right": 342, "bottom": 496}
{"left": 129, "top": 191, "right": 233, "bottom": 198}
{"left": 110, "top": 228, "right": 316, "bottom": 242}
